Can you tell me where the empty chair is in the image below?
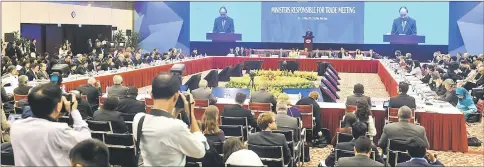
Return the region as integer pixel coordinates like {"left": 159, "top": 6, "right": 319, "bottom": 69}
{"left": 336, "top": 132, "right": 353, "bottom": 144}
{"left": 220, "top": 125, "right": 244, "bottom": 140}
{"left": 248, "top": 102, "right": 272, "bottom": 119}
{"left": 91, "top": 131, "right": 105, "bottom": 142}
{"left": 248, "top": 144, "right": 287, "bottom": 167}
{"left": 87, "top": 120, "right": 113, "bottom": 133}
{"left": 1, "top": 150, "right": 14, "bottom": 166}
{"left": 104, "top": 133, "right": 134, "bottom": 146}
{"left": 221, "top": 116, "right": 249, "bottom": 140}
{"left": 387, "top": 139, "right": 411, "bottom": 167}
{"left": 108, "top": 146, "right": 137, "bottom": 167}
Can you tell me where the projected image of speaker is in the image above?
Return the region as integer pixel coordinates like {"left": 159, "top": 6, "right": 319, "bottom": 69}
{"left": 244, "top": 60, "right": 263, "bottom": 72}
{"left": 218, "top": 66, "right": 231, "bottom": 82}
{"left": 278, "top": 60, "right": 299, "bottom": 73}
{"left": 319, "top": 85, "right": 337, "bottom": 102}
{"left": 230, "top": 63, "right": 243, "bottom": 77}
{"left": 204, "top": 69, "right": 219, "bottom": 87}
{"left": 184, "top": 73, "right": 202, "bottom": 91}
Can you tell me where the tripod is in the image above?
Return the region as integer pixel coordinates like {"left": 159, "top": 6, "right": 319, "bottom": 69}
{"left": 248, "top": 76, "right": 256, "bottom": 89}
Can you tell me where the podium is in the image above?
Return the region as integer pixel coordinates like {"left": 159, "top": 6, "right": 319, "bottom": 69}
{"left": 206, "top": 33, "right": 242, "bottom": 42}
{"left": 383, "top": 34, "right": 425, "bottom": 44}
{"left": 303, "top": 36, "right": 314, "bottom": 51}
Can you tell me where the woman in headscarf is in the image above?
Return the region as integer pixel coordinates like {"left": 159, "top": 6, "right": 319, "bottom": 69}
{"left": 455, "top": 87, "right": 478, "bottom": 120}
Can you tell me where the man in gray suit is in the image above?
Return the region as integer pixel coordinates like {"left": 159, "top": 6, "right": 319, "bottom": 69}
{"left": 336, "top": 136, "right": 384, "bottom": 167}
{"left": 275, "top": 102, "right": 298, "bottom": 132}
{"left": 250, "top": 83, "right": 277, "bottom": 112}
{"left": 378, "top": 106, "right": 429, "bottom": 151}
{"left": 345, "top": 83, "right": 372, "bottom": 107}
{"left": 191, "top": 80, "right": 217, "bottom": 105}
{"left": 107, "top": 75, "right": 128, "bottom": 98}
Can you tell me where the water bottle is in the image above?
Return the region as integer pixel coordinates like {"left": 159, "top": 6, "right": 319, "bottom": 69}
{"left": 204, "top": 53, "right": 207, "bottom": 57}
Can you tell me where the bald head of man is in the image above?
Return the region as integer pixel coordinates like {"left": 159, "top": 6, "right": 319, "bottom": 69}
{"left": 398, "top": 106, "right": 412, "bottom": 121}
{"left": 479, "top": 67, "right": 484, "bottom": 75}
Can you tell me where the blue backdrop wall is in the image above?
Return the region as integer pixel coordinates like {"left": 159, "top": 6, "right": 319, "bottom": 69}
{"left": 134, "top": 1, "right": 483, "bottom": 59}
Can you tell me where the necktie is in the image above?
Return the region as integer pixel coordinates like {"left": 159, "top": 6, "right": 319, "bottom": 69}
{"left": 222, "top": 20, "right": 226, "bottom": 29}
{"left": 402, "top": 21, "right": 406, "bottom": 31}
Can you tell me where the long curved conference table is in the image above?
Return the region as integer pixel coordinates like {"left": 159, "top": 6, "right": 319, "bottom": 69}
{"left": 63, "top": 56, "right": 468, "bottom": 152}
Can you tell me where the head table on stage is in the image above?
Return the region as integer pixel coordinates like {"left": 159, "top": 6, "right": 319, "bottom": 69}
{"left": 62, "top": 56, "right": 468, "bottom": 153}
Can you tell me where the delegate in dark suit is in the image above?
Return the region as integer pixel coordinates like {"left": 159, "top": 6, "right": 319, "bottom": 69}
{"left": 107, "top": 85, "right": 128, "bottom": 98}
{"left": 391, "top": 17, "right": 417, "bottom": 35}
{"left": 296, "top": 97, "right": 322, "bottom": 136}
{"left": 222, "top": 104, "right": 257, "bottom": 128}
{"left": 76, "top": 84, "right": 102, "bottom": 106}
{"left": 213, "top": 16, "right": 234, "bottom": 33}
{"left": 389, "top": 94, "right": 416, "bottom": 109}
{"left": 13, "top": 85, "right": 32, "bottom": 95}
{"left": 337, "top": 155, "right": 384, "bottom": 167}
{"left": 117, "top": 97, "right": 146, "bottom": 114}
{"left": 397, "top": 158, "right": 444, "bottom": 167}
{"left": 325, "top": 139, "right": 384, "bottom": 166}
{"left": 250, "top": 90, "right": 277, "bottom": 111}
{"left": 248, "top": 131, "right": 291, "bottom": 164}
{"left": 305, "top": 30, "right": 313, "bottom": 37}
{"left": 346, "top": 94, "right": 372, "bottom": 107}
{"left": 378, "top": 121, "right": 429, "bottom": 151}
{"left": 93, "top": 109, "right": 128, "bottom": 133}
{"left": 191, "top": 87, "right": 217, "bottom": 105}
{"left": 25, "top": 69, "right": 38, "bottom": 81}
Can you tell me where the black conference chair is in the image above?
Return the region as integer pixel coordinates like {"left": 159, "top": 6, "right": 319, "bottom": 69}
{"left": 220, "top": 125, "right": 244, "bottom": 140}
{"left": 386, "top": 139, "right": 411, "bottom": 167}
{"left": 248, "top": 144, "right": 287, "bottom": 167}
{"left": 108, "top": 146, "right": 137, "bottom": 167}
{"left": 104, "top": 133, "right": 134, "bottom": 146}
{"left": 87, "top": 120, "right": 113, "bottom": 133}
{"left": 221, "top": 116, "right": 250, "bottom": 140}
{"left": 336, "top": 132, "right": 353, "bottom": 144}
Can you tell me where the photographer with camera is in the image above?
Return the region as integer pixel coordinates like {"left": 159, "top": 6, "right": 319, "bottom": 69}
{"left": 10, "top": 83, "right": 91, "bottom": 166}
{"left": 133, "top": 73, "right": 207, "bottom": 166}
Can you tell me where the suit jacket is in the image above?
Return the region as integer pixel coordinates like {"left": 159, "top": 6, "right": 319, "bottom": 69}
{"left": 250, "top": 90, "right": 277, "bottom": 111}
{"left": 93, "top": 109, "right": 128, "bottom": 133}
{"left": 191, "top": 88, "right": 217, "bottom": 105}
{"left": 345, "top": 94, "right": 372, "bottom": 107}
{"left": 305, "top": 31, "right": 313, "bottom": 37}
{"left": 222, "top": 104, "right": 257, "bottom": 128}
{"left": 326, "top": 139, "right": 384, "bottom": 166}
{"left": 378, "top": 121, "right": 429, "bottom": 151}
{"left": 391, "top": 17, "right": 417, "bottom": 35}
{"left": 75, "top": 67, "right": 87, "bottom": 75}
{"left": 397, "top": 158, "right": 444, "bottom": 167}
{"left": 13, "top": 85, "right": 32, "bottom": 95}
{"left": 78, "top": 100, "right": 93, "bottom": 119}
{"left": 389, "top": 94, "right": 416, "bottom": 109}
{"left": 437, "top": 89, "right": 457, "bottom": 106}
{"left": 248, "top": 131, "right": 291, "bottom": 164}
{"left": 213, "top": 16, "right": 234, "bottom": 33}
{"left": 107, "top": 84, "right": 128, "bottom": 98}
{"left": 117, "top": 97, "right": 146, "bottom": 114}
{"left": 275, "top": 113, "right": 298, "bottom": 132}
{"left": 30, "top": 44, "right": 36, "bottom": 54}
{"left": 337, "top": 155, "right": 384, "bottom": 167}
{"left": 25, "top": 69, "right": 38, "bottom": 81}
{"left": 76, "top": 84, "right": 101, "bottom": 106}
{"left": 36, "top": 71, "right": 49, "bottom": 80}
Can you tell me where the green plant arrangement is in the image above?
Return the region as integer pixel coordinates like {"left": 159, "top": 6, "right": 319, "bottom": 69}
{"left": 127, "top": 31, "right": 141, "bottom": 49}
{"left": 225, "top": 70, "right": 317, "bottom": 97}
{"left": 113, "top": 30, "right": 126, "bottom": 44}
{"left": 254, "top": 70, "right": 318, "bottom": 81}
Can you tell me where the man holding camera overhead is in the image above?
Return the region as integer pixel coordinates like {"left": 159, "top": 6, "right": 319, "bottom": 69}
{"left": 10, "top": 83, "right": 91, "bottom": 166}
{"left": 133, "top": 73, "right": 207, "bottom": 166}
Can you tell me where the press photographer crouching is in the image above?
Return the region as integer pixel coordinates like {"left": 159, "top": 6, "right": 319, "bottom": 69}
{"left": 10, "top": 83, "right": 91, "bottom": 166}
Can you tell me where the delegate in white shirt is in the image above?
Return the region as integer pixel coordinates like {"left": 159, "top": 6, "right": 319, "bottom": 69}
{"left": 10, "top": 110, "right": 91, "bottom": 166}
{"left": 133, "top": 113, "right": 207, "bottom": 166}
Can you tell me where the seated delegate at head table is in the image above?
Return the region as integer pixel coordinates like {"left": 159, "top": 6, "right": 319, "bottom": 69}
{"left": 391, "top": 6, "right": 417, "bottom": 35}
{"left": 212, "top": 6, "right": 234, "bottom": 33}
